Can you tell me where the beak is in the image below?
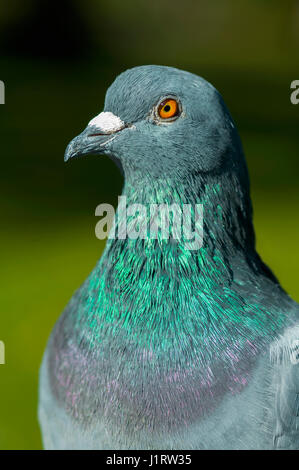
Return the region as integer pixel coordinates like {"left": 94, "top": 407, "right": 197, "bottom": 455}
{"left": 64, "top": 111, "right": 128, "bottom": 162}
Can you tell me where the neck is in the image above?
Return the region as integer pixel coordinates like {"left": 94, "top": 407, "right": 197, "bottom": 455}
{"left": 86, "top": 169, "right": 285, "bottom": 340}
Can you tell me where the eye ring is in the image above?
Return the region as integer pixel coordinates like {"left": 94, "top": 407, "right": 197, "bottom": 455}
{"left": 157, "top": 97, "right": 181, "bottom": 121}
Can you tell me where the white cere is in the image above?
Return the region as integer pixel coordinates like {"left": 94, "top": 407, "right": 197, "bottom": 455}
{"left": 88, "top": 111, "right": 125, "bottom": 133}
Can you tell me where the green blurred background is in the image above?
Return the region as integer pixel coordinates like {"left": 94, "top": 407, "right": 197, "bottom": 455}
{"left": 0, "top": 0, "right": 298, "bottom": 449}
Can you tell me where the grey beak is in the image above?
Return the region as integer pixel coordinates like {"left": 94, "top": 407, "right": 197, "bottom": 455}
{"left": 64, "top": 111, "right": 128, "bottom": 162}
{"left": 64, "top": 125, "right": 118, "bottom": 162}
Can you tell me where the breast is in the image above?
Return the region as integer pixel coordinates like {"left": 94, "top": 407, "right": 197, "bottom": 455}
{"left": 45, "top": 318, "right": 262, "bottom": 441}
{"left": 40, "top": 336, "right": 273, "bottom": 449}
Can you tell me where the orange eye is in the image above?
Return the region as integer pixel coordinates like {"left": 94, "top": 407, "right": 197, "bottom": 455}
{"left": 158, "top": 99, "right": 179, "bottom": 119}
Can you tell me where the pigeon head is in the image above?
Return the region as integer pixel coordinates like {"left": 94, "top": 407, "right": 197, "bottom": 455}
{"left": 65, "top": 65, "right": 256, "bottom": 252}
{"left": 65, "top": 65, "right": 248, "bottom": 187}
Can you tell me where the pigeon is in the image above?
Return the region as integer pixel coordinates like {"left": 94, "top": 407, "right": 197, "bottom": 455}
{"left": 38, "top": 65, "right": 299, "bottom": 450}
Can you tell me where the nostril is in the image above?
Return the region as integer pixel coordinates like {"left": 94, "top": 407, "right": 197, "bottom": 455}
{"left": 88, "top": 123, "right": 133, "bottom": 137}
{"left": 88, "top": 132, "right": 107, "bottom": 137}
{"left": 88, "top": 127, "right": 123, "bottom": 137}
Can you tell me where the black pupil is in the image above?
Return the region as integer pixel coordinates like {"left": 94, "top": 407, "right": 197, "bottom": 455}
{"left": 164, "top": 104, "right": 171, "bottom": 112}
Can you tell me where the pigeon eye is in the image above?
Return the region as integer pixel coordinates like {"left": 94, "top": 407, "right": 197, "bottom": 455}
{"left": 158, "top": 98, "right": 179, "bottom": 120}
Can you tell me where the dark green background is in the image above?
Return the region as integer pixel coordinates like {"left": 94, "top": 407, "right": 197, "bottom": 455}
{"left": 0, "top": 0, "right": 298, "bottom": 449}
